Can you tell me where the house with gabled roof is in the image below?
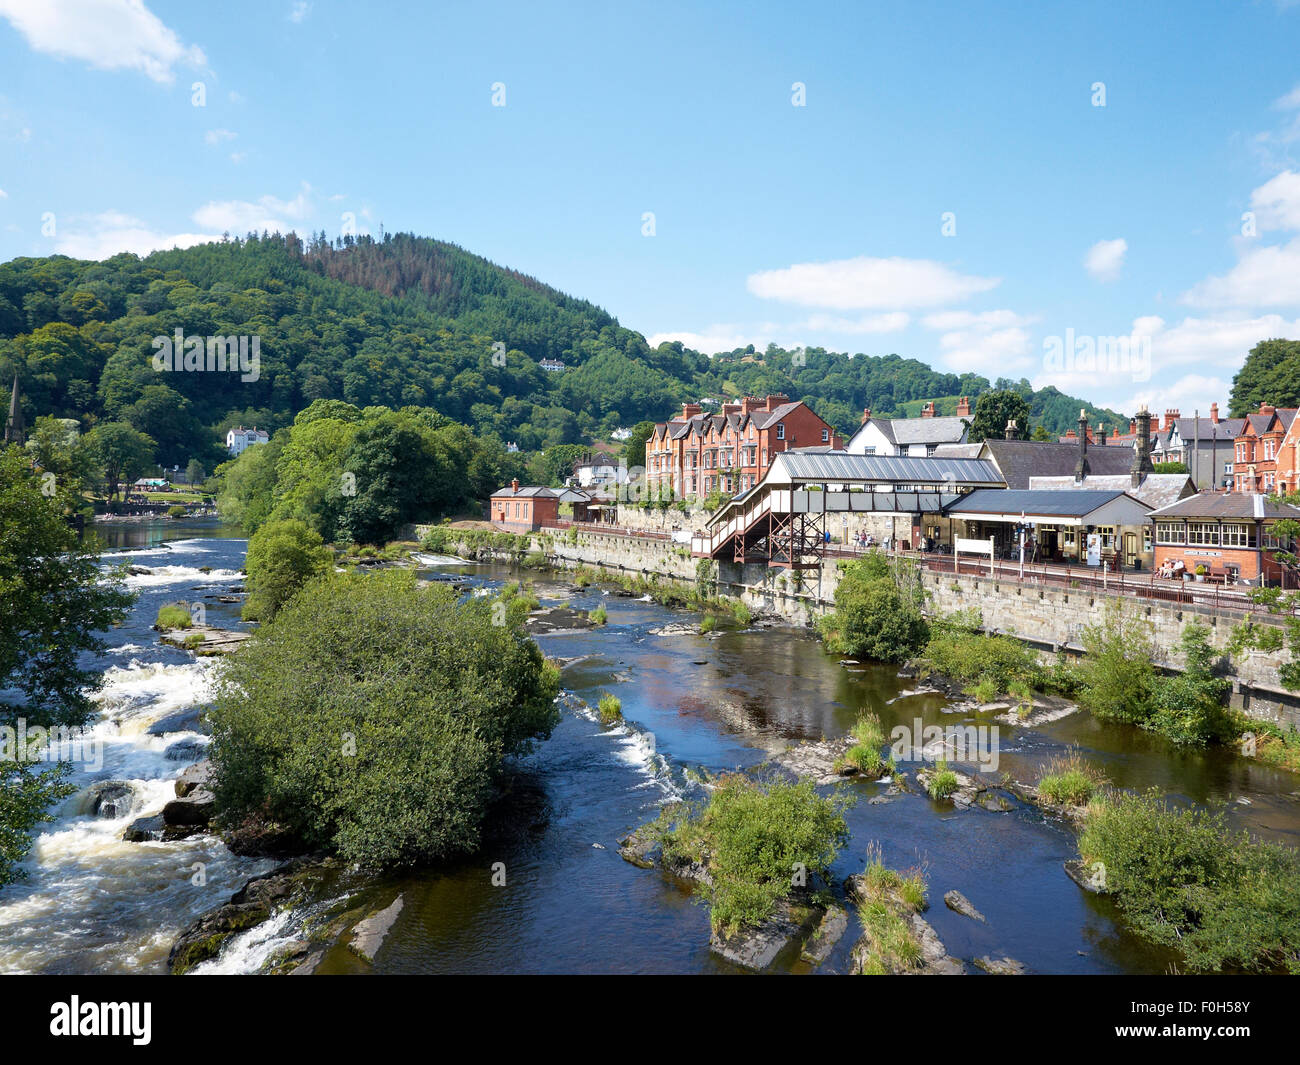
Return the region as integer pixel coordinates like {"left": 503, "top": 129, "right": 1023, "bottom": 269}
{"left": 846, "top": 398, "right": 971, "bottom": 457}
{"left": 1232, "top": 401, "right": 1298, "bottom": 494}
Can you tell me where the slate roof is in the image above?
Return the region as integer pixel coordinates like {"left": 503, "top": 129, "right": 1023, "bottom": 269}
{"left": 946, "top": 489, "right": 1145, "bottom": 518}
{"left": 1028, "top": 473, "right": 1194, "bottom": 510}
{"left": 1148, "top": 493, "right": 1300, "bottom": 520}
{"left": 492, "top": 485, "right": 562, "bottom": 499}
{"left": 980, "top": 439, "right": 1136, "bottom": 488}
{"left": 860, "top": 415, "right": 969, "bottom": 447}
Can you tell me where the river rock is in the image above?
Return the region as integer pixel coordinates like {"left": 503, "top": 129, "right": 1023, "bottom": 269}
{"left": 85, "top": 780, "right": 136, "bottom": 819}
{"left": 943, "top": 890, "right": 986, "bottom": 922}
{"left": 349, "top": 895, "right": 405, "bottom": 964}
{"left": 164, "top": 738, "right": 207, "bottom": 762}
{"left": 800, "top": 904, "right": 848, "bottom": 966}
{"left": 123, "top": 814, "right": 166, "bottom": 842}
{"left": 1064, "top": 859, "right": 1108, "bottom": 893}
{"left": 711, "top": 898, "right": 820, "bottom": 970}
{"left": 163, "top": 788, "right": 214, "bottom": 826}
{"left": 974, "top": 955, "right": 1026, "bottom": 975}
{"left": 175, "top": 760, "right": 213, "bottom": 797}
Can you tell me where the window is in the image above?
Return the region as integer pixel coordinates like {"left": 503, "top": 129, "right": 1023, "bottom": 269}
{"left": 864, "top": 446, "right": 876, "bottom": 456}
{"left": 1142, "top": 527, "right": 1152, "bottom": 552}
{"left": 821, "top": 428, "right": 829, "bottom": 443}
{"left": 1098, "top": 526, "right": 1116, "bottom": 549}
{"left": 1221, "top": 524, "right": 1252, "bottom": 548}
{"left": 776, "top": 424, "right": 785, "bottom": 440}
{"left": 1188, "top": 522, "right": 1219, "bottom": 546}
{"left": 1155, "top": 522, "right": 1185, "bottom": 545}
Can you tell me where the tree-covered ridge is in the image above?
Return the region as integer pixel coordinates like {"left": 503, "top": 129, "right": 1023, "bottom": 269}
{"left": 0, "top": 231, "right": 1128, "bottom": 471}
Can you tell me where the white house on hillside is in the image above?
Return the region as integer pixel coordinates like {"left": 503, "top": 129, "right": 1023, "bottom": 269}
{"left": 846, "top": 399, "right": 972, "bottom": 457}
{"left": 227, "top": 426, "right": 270, "bottom": 457}
{"left": 571, "top": 457, "right": 628, "bottom": 489}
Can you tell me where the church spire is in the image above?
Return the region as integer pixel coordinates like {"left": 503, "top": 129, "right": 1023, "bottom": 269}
{"left": 4, "top": 373, "right": 24, "bottom": 446}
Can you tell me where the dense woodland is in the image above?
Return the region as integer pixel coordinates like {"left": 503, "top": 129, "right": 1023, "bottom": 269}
{"left": 0, "top": 232, "right": 1135, "bottom": 475}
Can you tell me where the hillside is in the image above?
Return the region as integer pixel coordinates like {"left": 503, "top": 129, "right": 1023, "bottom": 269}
{"left": 0, "top": 232, "right": 1124, "bottom": 469}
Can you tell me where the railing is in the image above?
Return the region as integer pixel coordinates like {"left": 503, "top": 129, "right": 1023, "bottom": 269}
{"left": 915, "top": 553, "right": 1279, "bottom": 617}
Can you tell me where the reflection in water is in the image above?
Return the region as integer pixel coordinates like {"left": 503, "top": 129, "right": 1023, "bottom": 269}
{"left": 1, "top": 524, "right": 1296, "bottom": 975}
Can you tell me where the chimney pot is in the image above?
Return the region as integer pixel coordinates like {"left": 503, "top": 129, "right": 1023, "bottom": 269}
{"left": 1210, "top": 402, "right": 1219, "bottom": 424}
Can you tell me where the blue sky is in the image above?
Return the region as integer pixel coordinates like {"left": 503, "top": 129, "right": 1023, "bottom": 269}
{"left": 2, "top": 0, "right": 1299, "bottom": 417}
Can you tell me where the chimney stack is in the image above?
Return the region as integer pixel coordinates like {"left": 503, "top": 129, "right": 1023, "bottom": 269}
{"left": 1163, "top": 408, "right": 1179, "bottom": 431}
{"left": 1131, "top": 406, "right": 1154, "bottom": 488}
{"left": 861, "top": 407, "right": 872, "bottom": 424}
{"left": 921, "top": 401, "right": 935, "bottom": 418}
{"left": 682, "top": 402, "right": 702, "bottom": 419}
{"left": 511, "top": 478, "right": 520, "bottom": 493}
{"left": 741, "top": 396, "right": 759, "bottom": 416}
{"left": 764, "top": 393, "right": 789, "bottom": 412}
{"left": 1260, "top": 401, "right": 1276, "bottom": 417}
{"left": 956, "top": 396, "right": 971, "bottom": 417}
{"left": 1074, "top": 409, "right": 1090, "bottom": 483}
{"left": 1004, "top": 418, "right": 1018, "bottom": 440}
{"left": 1210, "top": 402, "right": 1219, "bottom": 424}
{"left": 1129, "top": 417, "right": 1136, "bottom": 435}
{"left": 1096, "top": 422, "right": 1105, "bottom": 445}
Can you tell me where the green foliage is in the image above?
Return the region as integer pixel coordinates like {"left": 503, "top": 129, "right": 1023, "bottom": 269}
{"left": 852, "top": 845, "right": 930, "bottom": 974}
{"left": 209, "top": 570, "right": 561, "bottom": 870}
{"left": 1146, "top": 623, "right": 1234, "bottom": 746}
{"left": 840, "top": 713, "right": 888, "bottom": 776}
{"left": 623, "top": 420, "right": 655, "bottom": 469}
{"left": 242, "top": 518, "right": 334, "bottom": 622}
{"left": 1080, "top": 789, "right": 1300, "bottom": 973}
{"left": 817, "top": 553, "right": 928, "bottom": 663}
{"left": 590, "top": 604, "right": 607, "bottom": 625}
{"left": 699, "top": 613, "right": 716, "bottom": 633}
{"left": 925, "top": 760, "right": 959, "bottom": 800}
{"left": 655, "top": 775, "right": 850, "bottom": 934}
{"left": 1036, "top": 751, "right": 1107, "bottom": 806}
{"left": 84, "top": 421, "right": 155, "bottom": 502}
{"left": 597, "top": 693, "right": 622, "bottom": 724}
{"left": 968, "top": 389, "right": 1030, "bottom": 442}
{"left": 1229, "top": 338, "right": 1300, "bottom": 415}
{"left": 1075, "top": 605, "right": 1157, "bottom": 725}
{"left": 0, "top": 447, "right": 134, "bottom": 727}
{"left": 155, "top": 604, "right": 193, "bottom": 630}
{"left": 919, "top": 611, "right": 1043, "bottom": 693}
{"left": 0, "top": 762, "right": 76, "bottom": 887}
{"left": 1153, "top": 461, "right": 1188, "bottom": 474}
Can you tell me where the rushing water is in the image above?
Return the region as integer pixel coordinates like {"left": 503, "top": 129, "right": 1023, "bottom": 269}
{"left": 2, "top": 520, "right": 1297, "bottom": 975}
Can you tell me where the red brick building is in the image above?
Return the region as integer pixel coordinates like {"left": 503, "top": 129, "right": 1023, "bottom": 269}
{"left": 1232, "top": 402, "right": 1298, "bottom": 494}
{"left": 490, "top": 480, "right": 562, "bottom": 531}
{"left": 645, "top": 395, "right": 842, "bottom": 501}
{"left": 1149, "top": 492, "right": 1300, "bottom": 584}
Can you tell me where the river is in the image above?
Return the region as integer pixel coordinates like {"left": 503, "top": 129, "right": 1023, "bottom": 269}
{"left": 1, "top": 519, "right": 1297, "bottom": 975}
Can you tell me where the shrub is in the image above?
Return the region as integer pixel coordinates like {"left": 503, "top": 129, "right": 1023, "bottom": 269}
{"left": 597, "top": 693, "right": 622, "bottom": 724}
{"left": 1075, "top": 605, "right": 1156, "bottom": 725}
{"left": 181, "top": 633, "right": 207, "bottom": 650}
{"left": 730, "top": 598, "right": 752, "bottom": 627}
{"left": 853, "top": 844, "right": 929, "bottom": 974}
{"left": 243, "top": 518, "right": 334, "bottom": 622}
{"left": 655, "top": 775, "right": 850, "bottom": 934}
{"left": 699, "top": 614, "right": 716, "bottom": 633}
{"left": 1079, "top": 789, "right": 1300, "bottom": 973}
{"left": 818, "top": 555, "right": 928, "bottom": 663}
{"left": 155, "top": 604, "right": 194, "bottom": 630}
{"left": 921, "top": 613, "right": 1042, "bottom": 693}
{"left": 1146, "top": 623, "right": 1234, "bottom": 746}
{"left": 590, "top": 604, "right": 607, "bottom": 625}
{"left": 209, "top": 571, "right": 560, "bottom": 870}
{"left": 926, "top": 760, "right": 959, "bottom": 800}
{"left": 167, "top": 505, "right": 187, "bottom": 519}
{"left": 971, "top": 677, "right": 999, "bottom": 704}
{"left": 1036, "top": 751, "right": 1107, "bottom": 806}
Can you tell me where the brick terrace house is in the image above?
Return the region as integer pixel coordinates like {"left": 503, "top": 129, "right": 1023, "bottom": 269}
{"left": 490, "top": 479, "right": 562, "bottom": 531}
{"left": 645, "top": 394, "right": 842, "bottom": 501}
{"left": 1232, "top": 402, "right": 1299, "bottom": 494}
{"left": 1275, "top": 411, "right": 1300, "bottom": 495}
{"left": 1150, "top": 492, "right": 1300, "bottom": 584}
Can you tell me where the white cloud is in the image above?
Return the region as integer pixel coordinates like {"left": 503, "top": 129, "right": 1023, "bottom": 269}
{"left": 1142, "top": 312, "right": 1300, "bottom": 367}
{"left": 920, "top": 309, "right": 1034, "bottom": 331}
{"left": 746, "top": 255, "right": 999, "bottom": 310}
{"left": 800, "top": 311, "right": 910, "bottom": 334}
{"left": 918, "top": 308, "right": 1038, "bottom": 375}
{"left": 230, "top": 151, "right": 247, "bottom": 165}
{"left": 204, "top": 128, "right": 237, "bottom": 145}
{"left": 288, "top": 1, "right": 311, "bottom": 23}
{"left": 191, "top": 183, "right": 315, "bottom": 234}
{"left": 1084, "top": 238, "right": 1127, "bottom": 282}
{"left": 1249, "top": 169, "right": 1300, "bottom": 231}
{"left": 1181, "top": 237, "right": 1300, "bottom": 308}
{"left": 54, "top": 210, "right": 219, "bottom": 259}
{"left": 647, "top": 326, "right": 775, "bottom": 353}
{"left": 0, "top": 187, "right": 7, "bottom": 199}
{"left": 0, "top": 0, "right": 207, "bottom": 84}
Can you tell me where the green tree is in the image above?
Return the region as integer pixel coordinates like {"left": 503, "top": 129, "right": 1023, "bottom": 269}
{"left": 242, "top": 518, "right": 334, "bottom": 621}
{"left": 85, "top": 421, "right": 156, "bottom": 502}
{"left": 623, "top": 420, "right": 656, "bottom": 469}
{"left": 0, "top": 447, "right": 135, "bottom": 726}
{"left": 817, "top": 553, "right": 928, "bottom": 662}
{"left": 185, "top": 458, "right": 206, "bottom": 485}
{"left": 1147, "top": 623, "right": 1234, "bottom": 746}
{"left": 1229, "top": 338, "right": 1300, "bottom": 415}
{"left": 1075, "top": 605, "right": 1156, "bottom": 725}
{"left": 968, "top": 389, "right": 1031, "bottom": 442}
{"left": 210, "top": 570, "right": 561, "bottom": 869}
{"left": 0, "top": 762, "right": 76, "bottom": 887}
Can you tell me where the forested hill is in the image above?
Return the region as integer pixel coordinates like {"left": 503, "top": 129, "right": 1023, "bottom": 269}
{"left": 0, "top": 232, "right": 1123, "bottom": 470}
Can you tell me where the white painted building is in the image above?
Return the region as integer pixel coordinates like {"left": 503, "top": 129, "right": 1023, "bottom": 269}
{"left": 845, "top": 400, "right": 972, "bottom": 457}
{"left": 572, "top": 458, "right": 628, "bottom": 489}
{"left": 226, "top": 426, "right": 269, "bottom": 457}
